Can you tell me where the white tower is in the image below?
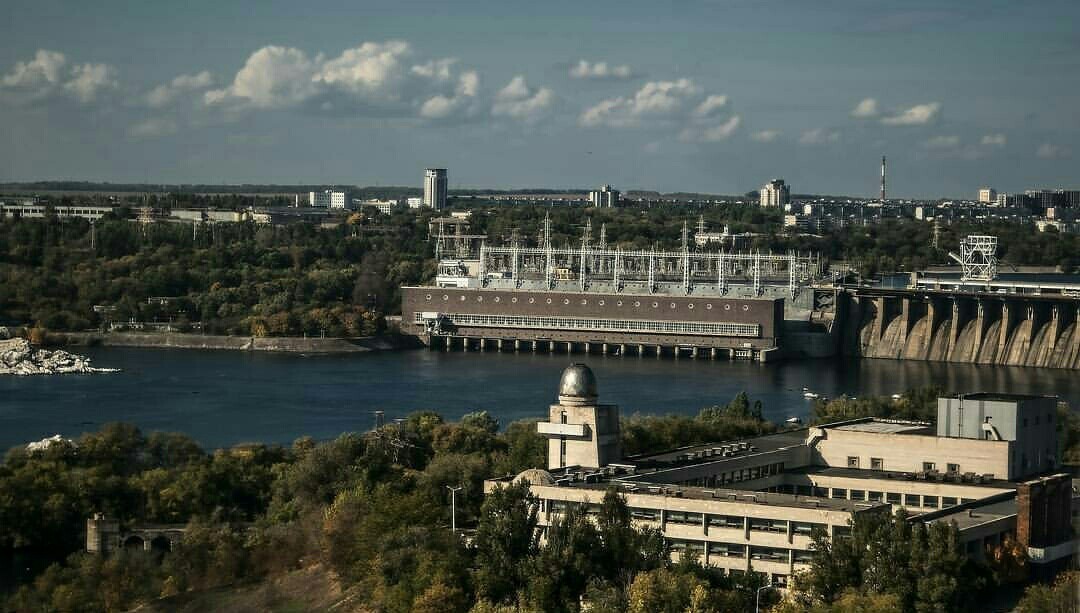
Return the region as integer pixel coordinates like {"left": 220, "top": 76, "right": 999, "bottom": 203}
{"left": 424, "top": 168, "right": 447, "bottom": 211}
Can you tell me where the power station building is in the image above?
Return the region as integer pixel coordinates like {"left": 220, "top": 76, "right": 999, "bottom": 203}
{"left": 401, "top": 226, "right": 821, "bottom": 360}
{"left": 485, "top": 365, "right": 1077, "bottom": 587}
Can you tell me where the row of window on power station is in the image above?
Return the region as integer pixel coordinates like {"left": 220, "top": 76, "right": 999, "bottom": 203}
{"left": 847, "top": 456, "right": 962, "bottom": 473}
{"left": 545, "top": 501, "right": 829, "bottom": 534}
{"left": 668, "top": 540, "right": 816, "bottom": 564}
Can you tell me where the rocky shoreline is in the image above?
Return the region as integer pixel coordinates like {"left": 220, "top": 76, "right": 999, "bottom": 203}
{"left": 0, "top": 338, "right": 119, "bottom": 376}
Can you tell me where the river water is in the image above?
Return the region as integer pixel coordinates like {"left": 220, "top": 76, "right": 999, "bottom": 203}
{"left": 2, "top": 347, "right": 1078, "bottom": 450}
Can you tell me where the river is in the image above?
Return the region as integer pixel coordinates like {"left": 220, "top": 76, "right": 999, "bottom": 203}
{"left": 2, "top": 347, "right": 1078, "bottom": 450}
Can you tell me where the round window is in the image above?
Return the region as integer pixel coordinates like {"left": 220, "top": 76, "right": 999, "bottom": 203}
{"left": 743, "top": 304, "right": 750, "bottom": 311}
{"left": 688, "top": 303, "right": 695, "bottom": 309}
{"left": 546, "top": 298, "right": 552, "bottom": 304}
{"left": 598, "top": 300, "right": 605, "bottom": 306}
{"left": 670, "top": 302, "right": 676, "bottom": 309}
{"left": 529, "top": 297, "right": 535, "bottom": 304}
{"left": 494, "top": 296, "right": 500, "bottom": 303}
{"left": 512, "top": 297, "right": 518, "bottom": 303}
{"left": 706, "top": 303, "right": 713, "bottom": 310}
{"left": 616, "top": 300, "right": 623, "bottom": 307}
{"left": 652, "top": 302, "right": 659, "bottom": 308}
{"left": 634, "top": 301, "right": 641, "bottom": 307}
{"left": 563, "top": 298, "right": 570, "bottom": 305}
{"left": 724, "top": 304, "right": 731, "bottom": 311}
{"left": 442, "top": 295, "right": 449, "bottom": 301}
{"left": 460, "top": 295, "right": 466, "bottom": 301}
{"left": 477, "top": 296, "right": 483, "bottom": 302}
{"left": 425, "top": 294, "right": 432, "bottom": 300}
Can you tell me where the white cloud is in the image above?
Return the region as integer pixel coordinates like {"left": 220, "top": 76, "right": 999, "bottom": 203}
{"left": 420, "top": 71, "right": 480, "bottom": 119}
{"left": 881, "top": 102, "right": 940, "bottom": 126}
{"left": 692, "top": 94, "right": 728, "bottom": 118}
{"left": 751, "top": 129, "right": 781, "bottom": 143}
{"left": 799, "top": 128, "right": 841, "bottom": 145}
{"left": 923, "top": 135, "right": 960, "bottom": 149}
{"left": 680, "top": 115, "right": 741, "bottom": 142}
{"left": 1, "top": 50, "right": 67, "bottom": 94}
{"left": 980, "top": 133, "right": 1007, "bottom": 147}
{"left": 145, "top": 71, "right": 213, "bottom": 108}
{"left": 1036, "top": 143, "right": 1070, "bottom": 160}
{"left": 129, "top": 118, "right": 178, "bottom": 138}
{"left": 205, "top": 41, "right": 479, "bottom": 120}
{"left": 569, "top": 60, "right": 633, "bottom": 80}
{"left": 1, "top": 49, "right": 117, "bottom": 105}
{"left": 579, "top": 79, "right": 700, "bottom": 128}
{"left": 851, "top": 97, "right": 878, "bottom": 118}
{"left": 491, "top": 75, "right": 554, "bottom": 123}
{"left": 205, "top": 46, "right": 317, "bottom": 108}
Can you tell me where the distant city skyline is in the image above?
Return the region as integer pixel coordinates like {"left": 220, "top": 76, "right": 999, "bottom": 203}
{"left": 1, "top": 0, "right": 1078, "bottom": 198}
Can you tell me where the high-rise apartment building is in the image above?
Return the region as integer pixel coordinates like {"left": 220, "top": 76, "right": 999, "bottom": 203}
{"left": 978, "top": 188, "right": 997, "bottom": 204}
{"left": 589, "top": 184, "right": 619, "bottom": 208}
{"left": 760, "top": 179, "right": 790, "bottom": 208}
{"left": 424, "top": 168, "right": 448, "bottom": 211}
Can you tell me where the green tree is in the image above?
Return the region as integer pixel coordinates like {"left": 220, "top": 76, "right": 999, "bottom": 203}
{"left": 472, "top": 481, "right": 539, "bottom": 604}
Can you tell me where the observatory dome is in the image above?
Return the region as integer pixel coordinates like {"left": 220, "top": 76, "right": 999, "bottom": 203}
{"left": 558, "top": 363, "right": 598, "bottom": 403}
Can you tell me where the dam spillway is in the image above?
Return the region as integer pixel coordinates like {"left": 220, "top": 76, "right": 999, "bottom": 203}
{"left": 842, "top": 289, "right": 1080, "bottom": 369}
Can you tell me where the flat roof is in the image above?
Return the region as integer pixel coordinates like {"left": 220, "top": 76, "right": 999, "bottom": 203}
{"left": 828, "top": 420, "right": 932, "bottom": 435}
{"left": 950, "top": 393, "right": 1058, "bottom": 403}
{"left": 627, "top": 429, "right": 808, "bottom": 466}
{"left": 543, "top": 478, "right": 886, "bottom": 513}
{"left": 924, "top": 498, "right": 1018, "bottom": 530}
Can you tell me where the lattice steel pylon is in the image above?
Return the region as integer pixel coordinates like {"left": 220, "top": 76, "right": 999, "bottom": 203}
{"left": 948, "top": 235, "right": 998, "bottom": 281}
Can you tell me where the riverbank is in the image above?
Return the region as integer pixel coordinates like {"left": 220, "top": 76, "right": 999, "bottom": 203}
{"left": 56, "top": 332, "right": 423, "bottom": 353}
{"left": 0, "top": 338, "right": 118, "bottom": 376}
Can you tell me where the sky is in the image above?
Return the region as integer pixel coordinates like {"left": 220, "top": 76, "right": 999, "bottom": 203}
{"left": 0, "top": 0, "right": 1077, "bottom": 197}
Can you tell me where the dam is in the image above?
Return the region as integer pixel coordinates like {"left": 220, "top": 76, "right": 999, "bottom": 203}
{"left": 842, "top": 284, "right": 1080, "bottom": 369}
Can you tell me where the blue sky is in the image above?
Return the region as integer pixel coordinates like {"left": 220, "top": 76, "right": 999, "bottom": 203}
{"left": 1, "top": 0, "right": 1077, "bottom": 197}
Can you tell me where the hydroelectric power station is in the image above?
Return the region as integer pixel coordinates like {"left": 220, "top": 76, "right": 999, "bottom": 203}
{"left": 401, "top": 223, "right": 1080, "bottom": 369}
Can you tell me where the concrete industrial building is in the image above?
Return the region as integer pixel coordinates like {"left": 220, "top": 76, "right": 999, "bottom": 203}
{"left": 486, "top": 365, "right": 1077, "bottom": 587}
{"left": 760, "top": 179, "right": 790, "bottom": 208}
{"left": 425, "top": 168, "right": 448, "bottom": 211}
{"left": 308, "top": 190, "right": 349, "bottom": 209}
{"left": 589, "top": 185, "right": 620, "bottom": 208}
{"left": 979, "top": 188, "right": 998, "bottom": 204}
{"left": 0, "top": 201, "right": 113, "bottom": 221}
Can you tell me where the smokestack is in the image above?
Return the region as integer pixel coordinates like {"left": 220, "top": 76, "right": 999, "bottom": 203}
{"left": 880, "top": 155, "right": 887, "bottom": 202}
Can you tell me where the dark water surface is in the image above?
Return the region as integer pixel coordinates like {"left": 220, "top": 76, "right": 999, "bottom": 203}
{"left": 2, "top": 347, "right": 1078, "bottom": 449}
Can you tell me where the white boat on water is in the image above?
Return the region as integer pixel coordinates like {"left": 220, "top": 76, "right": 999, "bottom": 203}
{"left": 785, "top": 417, "right": 802, "bottom": 425}
{"left": 803, "top": 392, "right": 819, "bottom": 399}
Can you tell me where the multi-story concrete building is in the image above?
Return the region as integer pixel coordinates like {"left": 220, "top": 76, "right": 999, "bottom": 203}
{"left": 308, "top": 190, "right": 349, "bottom": 209}
{"left": 424, "top": 168, "right": 448, "bottom": 211}
{"left": 0, "top": 201, "right": 114, "bottom": 221}
{"left": 355, "top": 199, "right": 398, "bottom": 215}
{"left": 407, "top": 197, "right": 424, "bottom": 209}
{"left": 760, "top": 179, "right": 790, "bottom": 208}
{"left": 978, "top": 188, "right": 997, "bottom": 204}
{"left": 589, "top": 185, "right": 619, "bottom": 208}
{"left": 486, "top": 365, "right": 1077, "bottom": 587}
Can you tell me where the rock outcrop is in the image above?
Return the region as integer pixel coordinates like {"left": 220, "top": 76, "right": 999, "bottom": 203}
{"left": 0, "top": 338, "right": 119, "bottom": 376}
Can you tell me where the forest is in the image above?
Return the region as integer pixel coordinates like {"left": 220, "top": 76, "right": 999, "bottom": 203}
{"left": 1, "top": 200, "right": 1077, "bottom": 339}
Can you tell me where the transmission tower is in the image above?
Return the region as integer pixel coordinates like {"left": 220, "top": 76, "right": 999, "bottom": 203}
{"left": 948, "top": 235, "right": 998, "bottom": 281}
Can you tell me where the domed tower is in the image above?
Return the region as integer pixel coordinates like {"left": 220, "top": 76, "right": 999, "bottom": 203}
{"left": 538, "top": 363, "right": 621, "bottom": 470}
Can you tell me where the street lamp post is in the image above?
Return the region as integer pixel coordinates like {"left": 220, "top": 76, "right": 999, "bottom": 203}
{"left": 446, "top": 485, "right": 463, "bottom": 533}
{"left": 755, "top": 583, "right": 774, "bottom": 613}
